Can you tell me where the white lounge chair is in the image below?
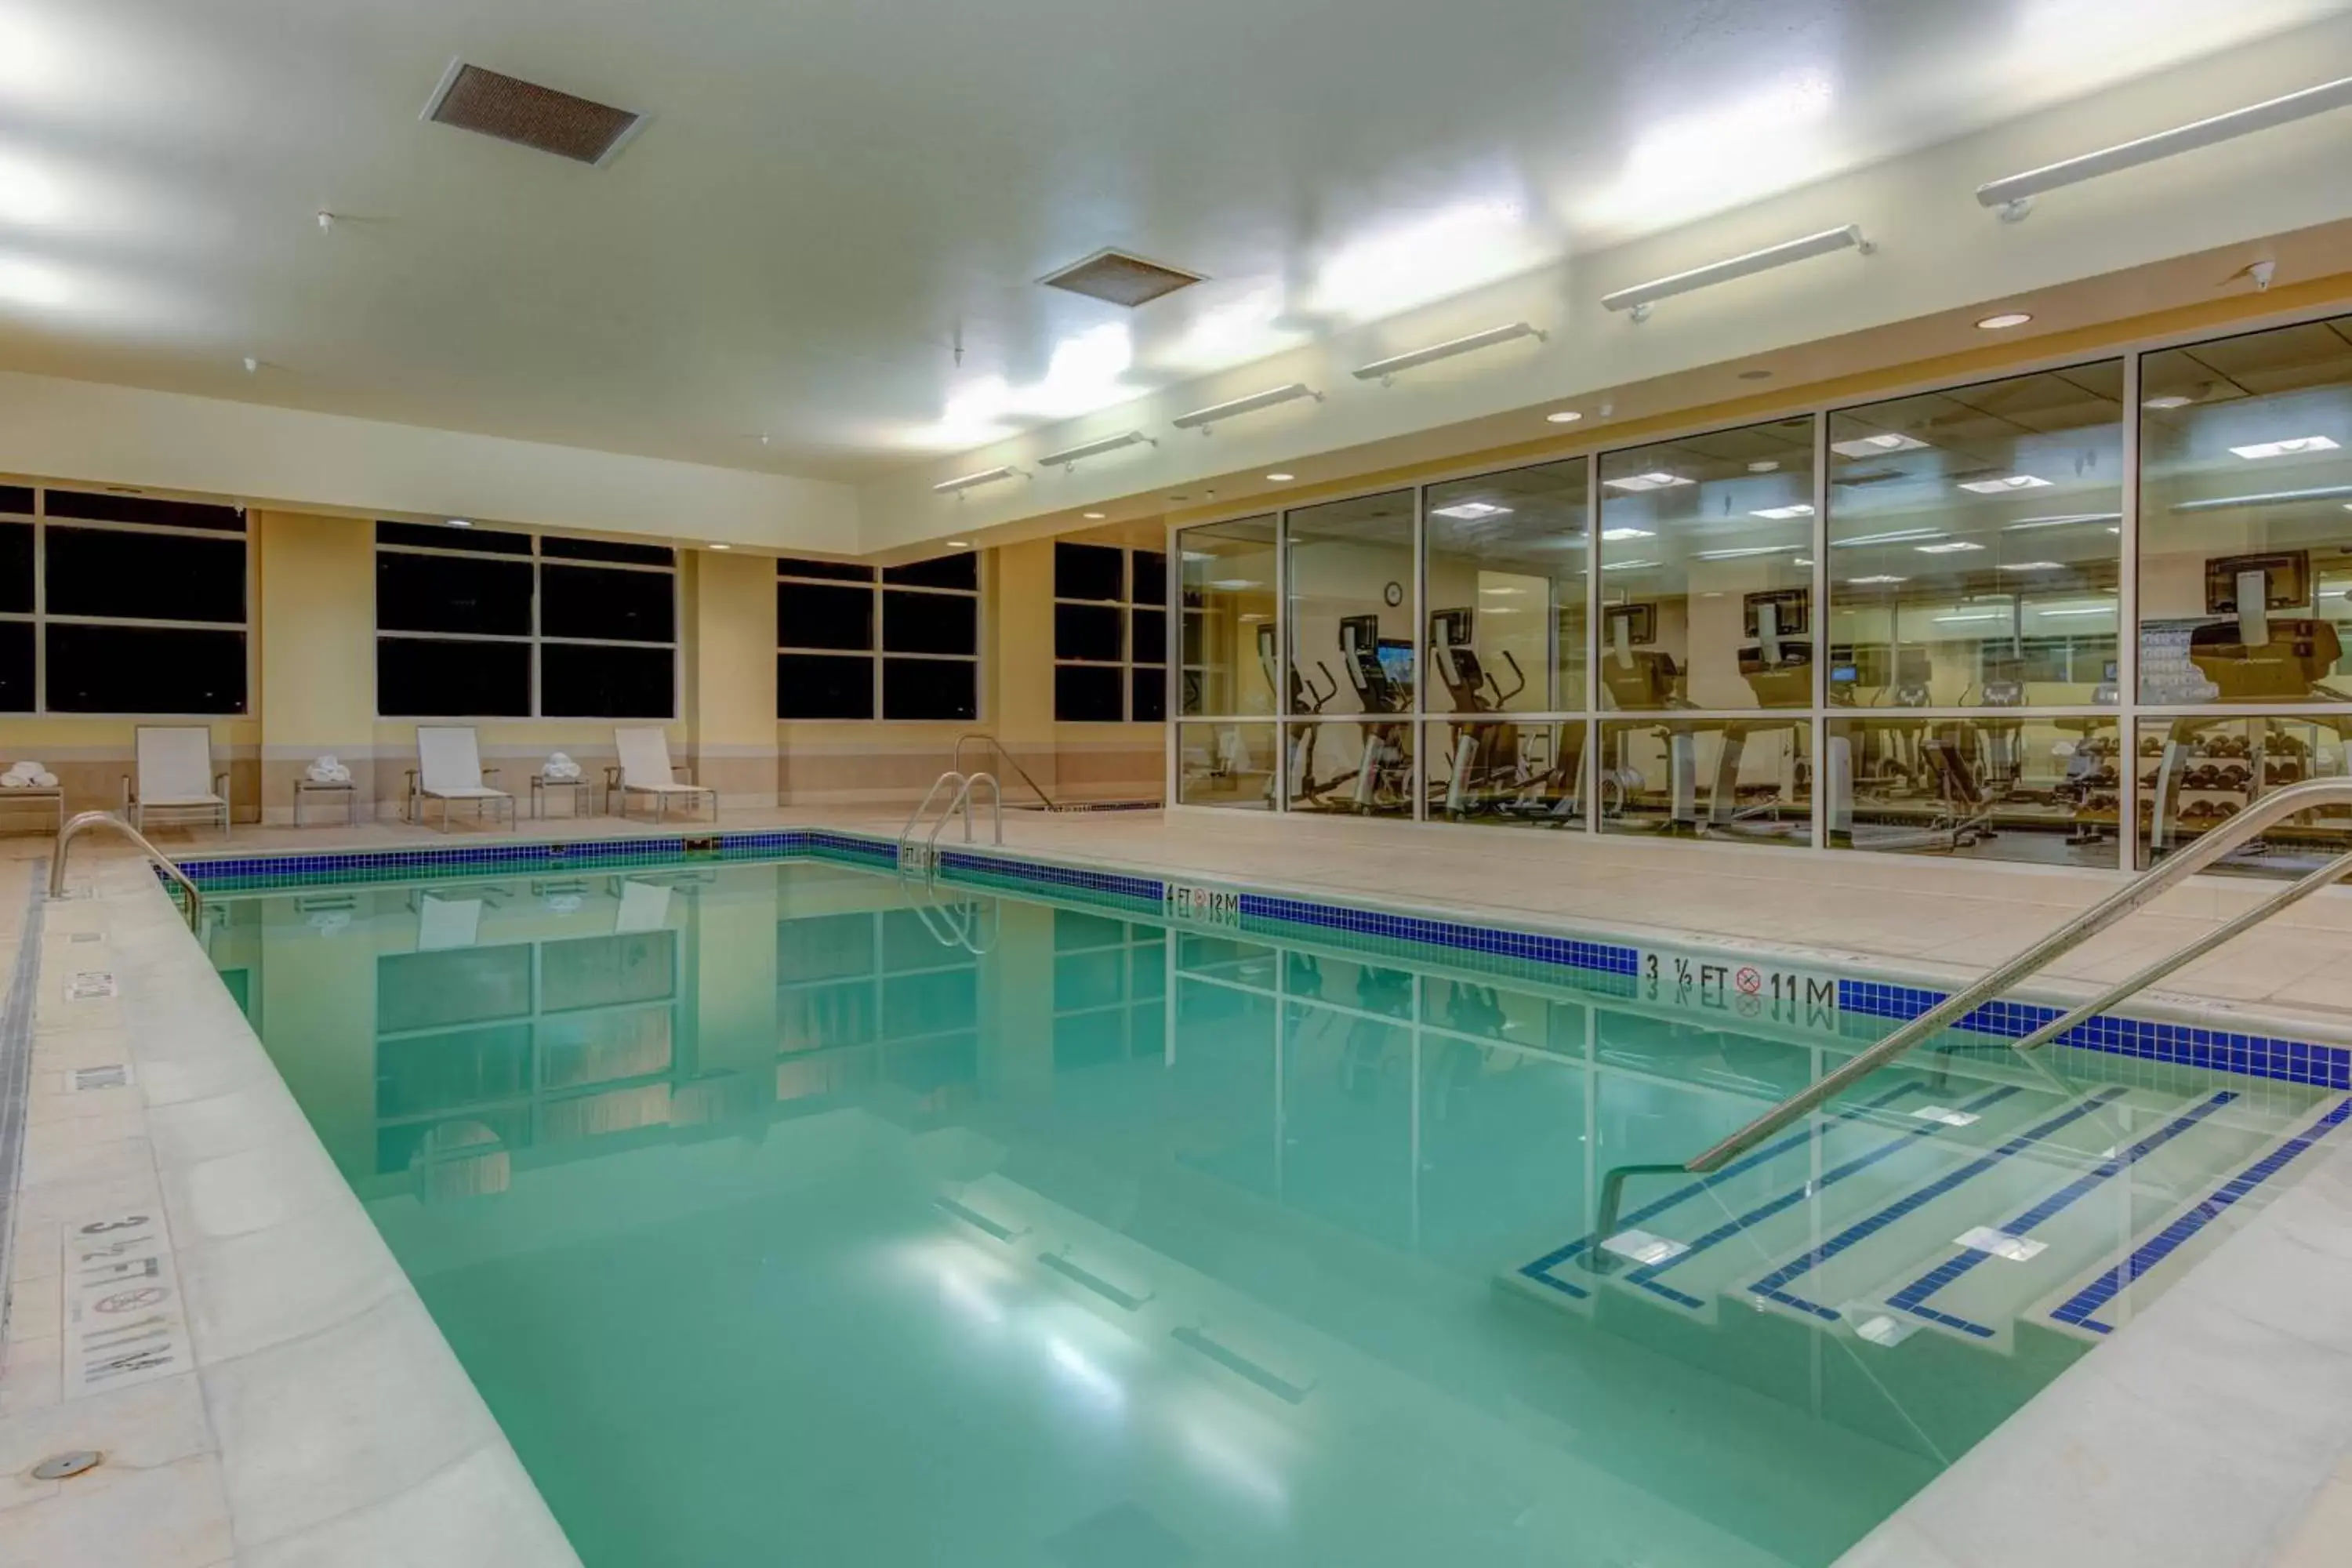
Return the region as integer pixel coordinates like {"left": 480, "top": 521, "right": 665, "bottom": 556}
{"left": 125, "top": 726, "right": 230, "bottom": 836}
{"left": 409, "top": 726, "right": 516, "bottom": 832}
{"left": 612, "top": 728, "right": 717, "bottom": 823}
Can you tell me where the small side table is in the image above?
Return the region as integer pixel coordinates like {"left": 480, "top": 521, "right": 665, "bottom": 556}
{"left": 531, "top": 775, "right": 596, "bottom": 819}
{"left": 0, "top": 786, "right": 65, "bottom": 837}
{"left": 294, "top": 779, "right": 358, "bottom": 827}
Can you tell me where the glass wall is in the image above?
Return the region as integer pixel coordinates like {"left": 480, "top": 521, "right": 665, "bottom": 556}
{"left": 1167, "top": 308, "right": 2352, "bottom": 879}
{"left": 1285, "top": 492, "right": 1417, "bottom": 818}
{"left": 2140, "top": 314, "right": 2352, "bottom": 873}
{"left": 1178, "top": 515, "right": 1276, "bottom": 720}
{"left": 1598, "top": 416, "right": 1814, "bottom": 716}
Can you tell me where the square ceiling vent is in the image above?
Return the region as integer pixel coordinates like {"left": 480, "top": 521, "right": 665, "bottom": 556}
{"left": 1040, "top": 249, "right": 1204, "bottom": 307}
{"left": 423, "top": 63, "right": 645, "bottom": 166}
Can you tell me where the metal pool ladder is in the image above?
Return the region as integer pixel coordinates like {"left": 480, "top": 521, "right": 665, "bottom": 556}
{"left": 900, "top": 770, "right": 1003, "bottom": 880}
{"left": 1588, "top": 776, "right": 2352, "bottom": 1253}
{"left": 49, "top": 810, "right": 205, "bottom": 936}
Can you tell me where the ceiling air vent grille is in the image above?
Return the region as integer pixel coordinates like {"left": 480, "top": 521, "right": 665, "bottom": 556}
{"left": 423, "top": 63, "right": 644, "bottom": 166}
{"left": 1040, "top": 249, "right": 1204, "bottom": 307}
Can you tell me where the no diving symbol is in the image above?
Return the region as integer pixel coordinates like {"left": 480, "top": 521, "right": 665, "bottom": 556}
{"left": 93, "top": 1287, "right": 168, "bottom": 1315}
{"left": 1734, "top": 967, "right": 1763, "bottom": 996}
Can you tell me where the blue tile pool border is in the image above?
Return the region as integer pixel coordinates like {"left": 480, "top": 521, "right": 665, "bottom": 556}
{"left": 164, "top": 829, "right": 2352, "bottom": 1094}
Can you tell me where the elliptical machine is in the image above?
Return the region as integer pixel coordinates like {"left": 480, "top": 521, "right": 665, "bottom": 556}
{"left": 1428, "top": 608, "right": 1533, "bottom": 818}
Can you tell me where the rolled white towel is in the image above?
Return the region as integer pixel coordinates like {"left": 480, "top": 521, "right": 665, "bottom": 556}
{"left": 0, "top": 775, "right": 24, "bottom": 789}
{"left": 3, "top": 761, "right": 36, "bottom": 782}
{"left": 31, "top": 771, "right": 56, "bottom": 789}
{"left": 544, "top": 752, "right": 582, "bottom": 782}
{"left": 328, "top": 765, "right": 353, "bottom": 783}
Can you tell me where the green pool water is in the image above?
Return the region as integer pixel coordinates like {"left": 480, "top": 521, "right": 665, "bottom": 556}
{"left": 198, "top": 857, "right": 2317, "bottom": 1567}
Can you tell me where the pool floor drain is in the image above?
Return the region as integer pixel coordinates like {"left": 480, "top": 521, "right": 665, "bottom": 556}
{"left": 31, "top": 1450, "right": 102, "bottom": 1481}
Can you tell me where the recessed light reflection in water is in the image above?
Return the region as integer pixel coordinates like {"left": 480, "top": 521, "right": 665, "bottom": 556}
{"left": 1044, "top": 1334, "right": 1126, "bottom": 1414}
{"left": 1177, "top": 1413, "right": 1289, "bottom": 1512}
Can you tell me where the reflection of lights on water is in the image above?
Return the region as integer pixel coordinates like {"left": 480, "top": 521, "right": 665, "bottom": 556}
{"left": 1045, "top": 1334, "right": 1125, "bottom": 1412}
{"left": 937, "top": 1262, "right": 1005, "bottom": 1329}
{"left": 1178, "top": 1417, "right": 1289, "bottom": 1511}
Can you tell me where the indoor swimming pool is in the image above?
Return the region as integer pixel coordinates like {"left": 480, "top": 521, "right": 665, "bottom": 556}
{"left": 191, "top": 849, "right": 2352, "bottom": 1567}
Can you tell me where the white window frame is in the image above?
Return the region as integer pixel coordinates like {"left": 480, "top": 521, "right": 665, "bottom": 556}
{"left": 0, "top": 485, "right": 254, "bottom": 718}
{"left": 372, "top": 527, "right": 681, "bottom": 721}
{"left": 777, "top": 557, "right": 984, "bottom": 723}
{"left": 1052, "top": 541, "right": 1167, "bottom": 723}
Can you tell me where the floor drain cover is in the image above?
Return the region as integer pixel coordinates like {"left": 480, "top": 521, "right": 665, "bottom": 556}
{"left": 31, "top": 1450, "right": 102, "bottom": 1481}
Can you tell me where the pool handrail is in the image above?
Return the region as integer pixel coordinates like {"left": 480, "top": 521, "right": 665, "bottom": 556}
{"left": 954, "top": 734, "right": 1058, "bottom": 812}
{"left": 1591, "top": 776, "right": 2352, "bottom": 1248}
{"left": 49, "top": 809, "right": 205, "bottom": 935}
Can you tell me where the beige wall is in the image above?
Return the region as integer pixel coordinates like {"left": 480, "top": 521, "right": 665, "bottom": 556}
{"left": 0, "top": 510, "right": 1165, "bottom": 829}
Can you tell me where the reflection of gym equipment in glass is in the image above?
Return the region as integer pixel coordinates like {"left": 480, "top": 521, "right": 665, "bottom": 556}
{"left": 2144, "top": 553, "right": 2352, "bottom": 856}
{"left": 1827, "top": 722, "right": 1994, "bottom": 852}
{"left": 1264, "top": 624, "right": 1342, "bottom": 805}
{"left": 1976, "top": 654, "right": 2027, "bottom": 791}
{"left": 1292, "top": 615, "right": 1414, "bottom": 813}
{"left": 1596, "top": 597, "right": 1807, "bottom": 837}
{"left": 1428, "top": 608, "right": 1579, "bottom": 822}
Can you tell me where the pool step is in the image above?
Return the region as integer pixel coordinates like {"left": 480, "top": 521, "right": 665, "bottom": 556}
{"left": 1509, "top": 1078, "right": 2342, "bottom": 1359}
{"left": 2028, "top": 1091, "right": 2352, "bottom": 1341}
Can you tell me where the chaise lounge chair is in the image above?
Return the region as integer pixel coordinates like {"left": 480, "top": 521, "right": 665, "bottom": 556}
{"left": 409, "top": 725, "right": 517, "bottom": 832}
{"left": 612, "top": 727, "right": 717, "bottom": 824}
{"left": 125, "top": 726, "right": 230, "bottom": 836}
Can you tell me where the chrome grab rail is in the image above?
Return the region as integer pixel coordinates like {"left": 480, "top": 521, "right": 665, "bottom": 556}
{"left": 900, "top": 770, "right": 1004, "bottom": 883}
{"left": 49, "top": 810, "right": 205, "bottom": 935}
{"left": 953, "top": 734, "right": 1057, "bottom": 811}
{"left": 929, "top": 771, "right": 1002, "bottom": 856}
{"left": 1589, "top": 776, "right": 2352, "bottom": 1252}
{"left": 901, "top": 771, "right": 968, "bottom": 869}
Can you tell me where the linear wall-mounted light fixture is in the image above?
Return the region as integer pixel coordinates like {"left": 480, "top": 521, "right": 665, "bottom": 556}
{"left": 932, "top": 465, "right": 1025, "bottom": 496}
{"left": 1601, "top": 225, "right": 1872, "bottom": 323}
{"left": 1352, "top": 321, "right": 1546, "bottom": 383}
{"left": 1037, "top": 430, "right": 1156, "bottom": 471}
{"left": 1172, "top": 383, "right": 1323, "bottom": 432}
{"left": 1976, "top": 73, "right": 2352, "bottom": 222}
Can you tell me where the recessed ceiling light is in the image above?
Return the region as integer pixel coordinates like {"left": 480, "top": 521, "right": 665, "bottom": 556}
{"left": 2231, "top": 436, "right": 2340, "bottom": 460}
{"left": 1998, "top": 561, "right": 2061, "bottom": 571}
{"left": 1848, "top": 575, "right": 1907, "bottom": 585}
{"left": 1601, "top": 526, "right": 1654, "bottom": 540}
{"left": 1958, "top": 474, "right": 2053, "bottom": 493}
{"left": 1751, "top": 503, "right": 1815, "bottom": 520}
{"left": 1208, "top": 578, "right": 1261, "bottom": 590}
{"left": 1082, "top": 511, "right": 1106, "bottom": 520}
{"left": 709, "top": 543, "right": 731, "bottom": 550}
{"left": 1432, "top": 502, "right": 1513, "bottom": 521}
{"left": 1918, "top": 540, "right": 1987, "bottom": 554}
{"left": 1976, "top": 312, "right": 2033, "bottom": 330}
{"left": 2038, "top": 604, "right": 2116, "bottom": 617}
{"left": 1738, "top": 369, "right": 1773, "bottom": 381}
{"left": 1831, "top": 432, "right": 1929, "bottom": 458}
{"left": 1833, "top": 528, "right": 1945, "bottom": 548}
{"left": 1546, "top": 410, "right": 1584, "bottom": 424}
{"left": 1748, "top": 460, "right": 1780, "bottom": 473}
{"left": 1599, "top": 559, "right": 1659, "bottom": 571}
{"left": 2143, "top": 395, "right": 2193, "bottom": 410}
{"left": 1693, "top": 544, "right": 1803, "bottom": 561}
{"left": 945, "top": 539, "right": 970, "bottom": 548}
{"left": 1265, "top": 472, "right": 1294, "bottom": 482}
{"left": 1602, "top": 471, "right": 1691, "bottom": 492}
{"left": 446, "top": 518, "right": 471, "bottom": 528}
{"left": 1936, "top": 610, "right": 2009, "bottom": 623}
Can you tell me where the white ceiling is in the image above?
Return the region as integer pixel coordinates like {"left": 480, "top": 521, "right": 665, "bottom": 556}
{"left": 1, "top": 0, "right": 2343, "bottom": 485}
